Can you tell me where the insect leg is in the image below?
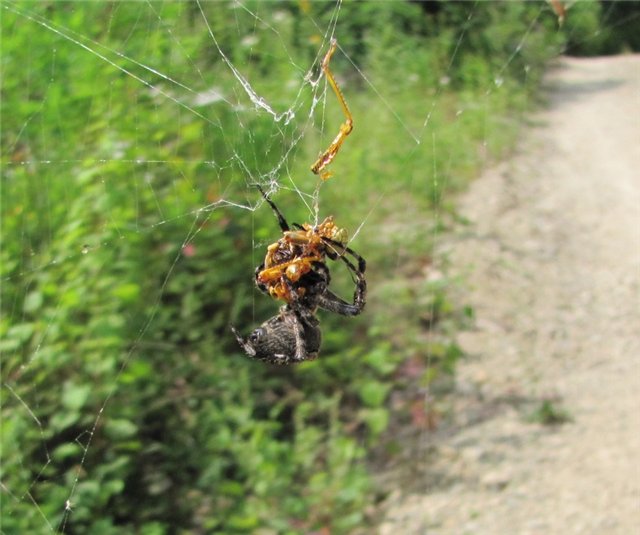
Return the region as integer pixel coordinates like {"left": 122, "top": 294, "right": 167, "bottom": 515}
{"left": 256, "top": 184, "right": 290, "bottom": 232}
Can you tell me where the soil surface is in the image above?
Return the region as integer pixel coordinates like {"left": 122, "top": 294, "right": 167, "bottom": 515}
{"left": 376, "top": 55, "right": 640, "bottom": 534}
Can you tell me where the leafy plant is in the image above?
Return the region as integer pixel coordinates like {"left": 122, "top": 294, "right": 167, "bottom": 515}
{"left": 528, "top": 399, "right": 573, "bottom": 426}
{"left": 1, "top": 2, "right": 579, "bottom": 533}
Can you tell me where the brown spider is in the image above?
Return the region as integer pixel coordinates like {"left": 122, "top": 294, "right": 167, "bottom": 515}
{"left": 231, "top": 276, "right": 323, "bottom": 365}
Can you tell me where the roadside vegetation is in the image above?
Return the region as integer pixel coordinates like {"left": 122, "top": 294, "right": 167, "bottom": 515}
{"left": 2, "top": 1, "right": 636, "bottom": 533}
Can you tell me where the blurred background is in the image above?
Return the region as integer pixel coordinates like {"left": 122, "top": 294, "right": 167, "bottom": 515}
{"left": 1, "top": 1, "right": 638, "bottom": 533}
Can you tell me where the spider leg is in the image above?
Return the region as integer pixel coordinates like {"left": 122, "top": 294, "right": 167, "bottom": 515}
{"left": 317, "top": 289, "right": 363, "bottom": 316}
{"left": 322, "top": 237, "right": 367, "bottom": 275}
{"left": 317, "top": 239, "right": 367, "bottom": 316}
{"left": 256, "top": 184, "right": 290, "bottom": 232}
{"left": 254, "top": 262, "right": 266, "bottom": 288}
{"left": 316, "top": 258, "right": 366, "bottom": 316}
{"left": 230, "top": 326, "right": 257, "bottom": 357}
{"left": 281, "top": 277, "right": 321, "bottom": 361}
{"left": 340, "top": 254, "right": 367, "bottom": 315}
{"left": 286, "top": 308, "right": 308, "bottom": 362}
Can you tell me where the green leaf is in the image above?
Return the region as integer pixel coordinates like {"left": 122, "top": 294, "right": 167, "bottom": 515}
{"left": 62, "top": 383, "right": 92, "bottom": 410}
{"left": 103, "top": 478, "right": 125, "bottom": 497}
{"left": 61, "top": 288, "right": 80, "bottom": 308}
{"left": 0, "top": 337, "right": 21, "bottom": 352}
{"left": 227, "top": 514, "right": 259, "bottom": 530}
{"left": 7, "top": 323, "right": 35, "bottom": 344}
{"left": 23, "top": 291, "right": 43, "bottom": 313}
{"left": 360, "top": 408, "right": 389, "bottom": 436}
{"left": 120, "top": 359, "right": 153, "bottom": 384}
{"left": 140, "top": 522, "right": 167, "bottom": 535}
{"left": 52, "top": 442, "right": 82, "bottom": 462}
{"left": 111, "top": 283, "right": 140, "bottom": 302}
{"left": 363, "top": 345, "right": 396, "bottom": 375}
{"left": 50, "top": 411, "right": 81, "bottom": 432}
{"left": 104, "top": 418, "right": 138, "bottom": 440}
{"left": 357, "top": 380, "right": 390, "bottom": 407}
{"left": 219, "top": 480, "right": 244, "bottom": 496}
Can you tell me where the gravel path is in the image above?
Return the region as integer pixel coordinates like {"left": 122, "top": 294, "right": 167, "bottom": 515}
{"left": 378, "top": 55, "right": 640, "bottom": 534}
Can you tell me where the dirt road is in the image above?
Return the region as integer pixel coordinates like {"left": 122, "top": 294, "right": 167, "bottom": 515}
{"left": 378, "top": 55, "right": 640, "bottom": 534}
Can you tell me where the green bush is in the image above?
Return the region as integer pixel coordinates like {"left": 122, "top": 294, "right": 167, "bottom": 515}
{"left": 563, "top": 0, "right": 640, "bottom": 56}
{"left": 562, "top": 0, "right": 607, "bottom": 56}
{"left": 2, "top": 2, "right": 569, "bottom": 532}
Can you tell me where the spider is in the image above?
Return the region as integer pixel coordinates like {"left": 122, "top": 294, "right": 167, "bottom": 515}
{"left": 232, "top": 257, "right": 364, "bottom": 364}
{"left": 231, "top": 189, "right": 366, "bottom": 364}
{"left": 231, "top": 275, "right": 322, "bottom": 364}
{"left": 310, "top": 39, "right": 353, "bottom": 180}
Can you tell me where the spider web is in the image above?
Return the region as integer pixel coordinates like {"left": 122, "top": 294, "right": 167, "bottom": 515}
{"left": 0, "top": 1, "right": 573, "bottom": 532}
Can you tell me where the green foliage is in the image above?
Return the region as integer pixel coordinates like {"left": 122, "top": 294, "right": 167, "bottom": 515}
{"left": 1, "top": 1, "right": 578, "bottom": 533}
{"left": 599, "top": 1, "right": 640, "bottom": 53}
{"left": 562, "top": 0, "right": 640, "bottom": 56}
{"left": 527, "top": 399, "right": 573, "bottom": 426}
{"left": 562, "top": 0, "right": 608, "bottom": 56}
